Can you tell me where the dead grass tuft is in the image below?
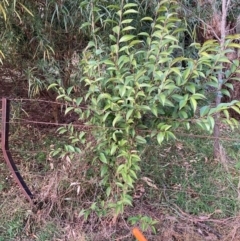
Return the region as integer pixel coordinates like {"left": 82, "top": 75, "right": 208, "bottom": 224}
{"left": 1, "top": 113, "right": 240, "bottom": 240}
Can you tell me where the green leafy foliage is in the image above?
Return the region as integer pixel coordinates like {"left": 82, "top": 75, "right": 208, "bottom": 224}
{"left": 128, "top": 215, "right": 158, "bottom": 234}
{"left": 54, "top": 0, "right": 240, "bottom": 217}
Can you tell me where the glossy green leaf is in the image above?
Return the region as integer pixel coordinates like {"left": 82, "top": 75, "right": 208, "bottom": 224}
{"left": 221, "top": 89, "right": 230, "bottom": 97}
{"left": 101, "top": 165, "right": 108, "bottom": 177}
{"left": 157, "top": 132, "right": 165, "bottom": 145}
{"left": 151, "top": 105, "right": 158, "bottom": 117}
{"left": 136, "top": 135, "right": 147, "bottom": 144}
{"left": 129, "top": 169, "right": 137, "bottom": 179}
{"left": 65, "top": 106, "right": 75, "bottom": 115}
{"left": 103, "top": 111, "right": 111, "bottom": 122}
{"left": 179, "top": 110, "right": 188, "bottom": 119}
{"left": 179, "top": 94, "right": 188, "bottom": 110}
{"left": 165, "top": 35, "right": 178, "bottom": 42}
{"left": 121, "top": 19, "right": 133, "bottom": 24}
{"left": 223, "top": 109, "right": 229, "bottom": 119}
{"left": 75, "top": 97, "right": 83, "bottom": 106}
{"left": 165, "top": 131, "right": 176, "bottom": 140}
{"left": 208, "top": 107, "right": 218, "bottom": 116}
{"left": 109, "top": 34, "right": 116, "bottom": 42}
{"left": 172, "top": 94, "right": 183, "bottom": 102}
{"left": 186, "top": 84, "right": 195, "bottom": 94}
{"left": 65, "top": 145, "right": 75, "bottom": 152}
{"left": 119, "top": 85, "right": 126, "bottom": 97}
{"left": 171, "top": 67, "right": 181, "bottom": 76}
{"left": 116, "top": 182, "right": 124, "bottom": 188}
{"left": 117, "top": 164, "right": 125, "bottom": 173}
{"left": 159, "top": 93, "right": 166, "bottom": 106}
{"left": 97, "top": 93, "right": 111, "bottom": 102}
{"left": 183, "top": 68, "right": 191, "bottom": 80}
{"left": 227, "top": 43, "right": 240, "bottom": 49}
{"left": 141, "top": 17, "right": 153, "bottom": 21}
{"left": 200, "top": 106, "right": 210, "bottom": 117}
{"left": 110, "top": 144, "right": 118, "bottom": 155}
{"left": 106, "top": 187, "right": 111, "bottom": 197}
{"left": 112, "top": 26, "right": 120, "bottom": 35}
{"left": 104, "top": 59, "right": 115, "bottom": 65}
{"left": 191, "top": 93, "right": 206, "bottom": 99}
{"left": 189, "top": 97, "right": 197, "bottom": 112}
{"left": 207, "top": 116, "right": 215, "bottom": 129}
{"left": 122, "top": 26, "right": 136, "bottom": 31}
{"left": 126, "top": 109, "right": 134, "bottom": 120}
{"left": 66, "top": 86, "right": 73, "bottom": 95}
{"left": 100, "top": 153, "right": 108, "bottom": 164}
{"left": 224, "top": 83, "right": 233, "bottom": 90}
{"left": 112, "top": 114, "right": 122, "bottom": 127}
{"left": 119, "top": 35, "right": 135, "bottom": 42}
{"left": 58, "top": 128, "right": 67, "bottom": 134}
{"left": 123, "top": 3, "right": 138, "bottom": 9}
{"left": 123, "top": 9, "right": 138, "bottom": 15}
{"left": 123, "top": 197, "right": 132, "bottom": 206}
{"left": 231, "top": 105, "right": 240, "bottom": 114}
{"left": 48, "top": 83, "right": 58, "bottom": 89}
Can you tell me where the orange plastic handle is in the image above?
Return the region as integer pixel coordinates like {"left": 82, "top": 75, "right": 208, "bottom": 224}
{"left": 132, "top": 228, "right": 148, "bottom": 241}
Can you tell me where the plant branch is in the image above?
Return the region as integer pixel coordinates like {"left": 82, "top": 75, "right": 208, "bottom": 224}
{"left": 213, "top": 0, "right": 231, "bottom": 159}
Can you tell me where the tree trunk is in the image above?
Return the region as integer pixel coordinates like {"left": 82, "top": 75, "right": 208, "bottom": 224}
{"left": 213, "top": 0, "right": 231, "bottom": 159}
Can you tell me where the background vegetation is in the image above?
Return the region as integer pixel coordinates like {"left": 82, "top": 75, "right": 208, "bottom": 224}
{"left": 1, "top": 0, "right": 240, "bottom": 240}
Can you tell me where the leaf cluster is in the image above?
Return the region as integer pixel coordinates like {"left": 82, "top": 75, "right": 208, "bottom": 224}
{"left": 53, "top": 0, "right": 240, "bottom": 217}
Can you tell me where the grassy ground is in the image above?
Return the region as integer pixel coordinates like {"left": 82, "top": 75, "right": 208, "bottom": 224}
{"left": 1, "top": 111, "right": 240, "bottom": 240}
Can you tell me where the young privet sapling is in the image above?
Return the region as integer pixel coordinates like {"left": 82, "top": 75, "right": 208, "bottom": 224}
{"left": 51, "top": 0, "right": 240, "bottom": 218}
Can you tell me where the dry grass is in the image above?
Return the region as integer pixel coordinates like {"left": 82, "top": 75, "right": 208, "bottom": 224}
{"left": 1, "top": 109, "right": 240, "bottom": 240}
{"left": 2, "top": 159, "right": 240, "bottom": 240}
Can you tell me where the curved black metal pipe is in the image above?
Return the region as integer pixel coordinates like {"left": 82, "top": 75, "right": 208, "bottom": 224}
{"left": 1, "top": 97, "right": 33, "bottom": 203}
